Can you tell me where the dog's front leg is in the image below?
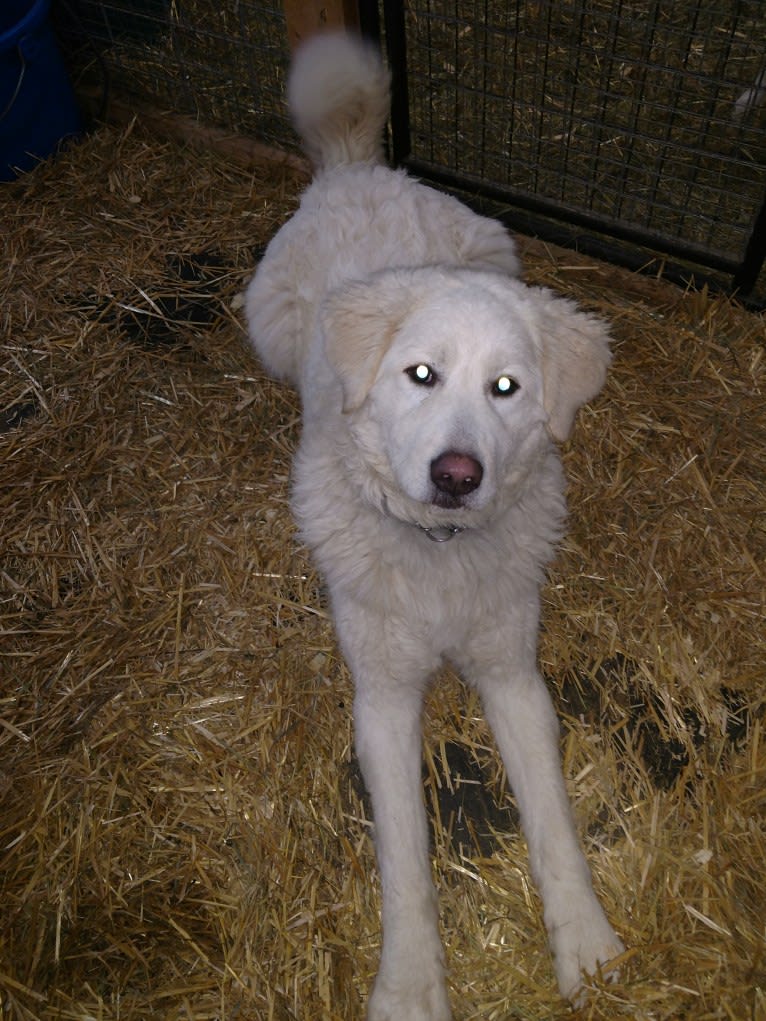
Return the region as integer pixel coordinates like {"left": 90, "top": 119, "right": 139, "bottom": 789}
{"left": 351, "top": 670, "right": 452, "bottom": 1021}
{"left": 472, "top": 665, "right": 623, "bottom": 1001}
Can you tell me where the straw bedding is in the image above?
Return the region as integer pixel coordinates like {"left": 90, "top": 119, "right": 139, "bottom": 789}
{"left": 1, "top": 124, "right": 764, "bottom": 1020}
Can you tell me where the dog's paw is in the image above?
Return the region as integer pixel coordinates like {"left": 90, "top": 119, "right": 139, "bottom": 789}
{"left": 551, "top": 903, "right": 624, "bottom": 1003}
{"left": 367, "top": 970, "right": 452, "bottom": 1021}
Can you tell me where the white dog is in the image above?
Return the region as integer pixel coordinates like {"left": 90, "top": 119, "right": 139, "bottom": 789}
{"left": 246, "top": 31, "right": 623, "bottom": 1020}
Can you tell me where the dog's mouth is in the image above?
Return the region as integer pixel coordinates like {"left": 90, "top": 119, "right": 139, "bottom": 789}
{"left": 431, "top": 489, "right": 468, "bottom": 510}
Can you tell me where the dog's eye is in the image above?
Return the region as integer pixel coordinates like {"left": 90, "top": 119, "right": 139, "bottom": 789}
{"left": 492, "top": 375, "right": 519, "bottom": 397}
{"left": 405, "top": 364, "right": 438, "bottom": 387}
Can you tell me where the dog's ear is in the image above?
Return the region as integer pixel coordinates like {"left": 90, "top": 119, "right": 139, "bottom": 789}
{"left": 533, "top": 290, "right": 612, "bottom": 441}
{"left": 321, "top": 273, "right": 416, "bottom": 412}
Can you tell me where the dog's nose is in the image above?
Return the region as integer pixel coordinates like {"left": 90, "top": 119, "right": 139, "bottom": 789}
{"left": 430, "top": 451, "right": 483, "bottom": 497}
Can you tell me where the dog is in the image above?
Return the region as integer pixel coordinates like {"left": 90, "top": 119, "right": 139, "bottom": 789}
{"left": 245, "top": 31, "right": 623, "bottom": 1020}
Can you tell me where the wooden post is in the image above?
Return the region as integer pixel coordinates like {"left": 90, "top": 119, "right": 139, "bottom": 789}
{"left": 282, "top": 0, "right": 359, "bottom": 50}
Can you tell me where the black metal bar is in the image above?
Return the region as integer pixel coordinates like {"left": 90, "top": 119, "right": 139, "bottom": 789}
{"left": 356, "top": 0, "right": 380, "bottom": 43}
{"left": 501, "top": 209, "right": 762, "bottom": 309}
{"left": 404, "top": 156, "right": 743, "bottom": 277}
{"left": 426, "top": 180, "right": 765, "bottom": 312}
{"left": 380, "top": 0, "right": 411, "bottom": 164}
{"left": 732, "top": 194, "right": 766, "bottom": 296}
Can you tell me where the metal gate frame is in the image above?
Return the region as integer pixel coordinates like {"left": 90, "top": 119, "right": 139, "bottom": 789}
{"left": 359, "top": 0, "right": 766, "bottom": 306}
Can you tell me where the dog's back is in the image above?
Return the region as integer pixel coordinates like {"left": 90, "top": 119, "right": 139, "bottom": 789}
{"left": 245, "top": 33, "right": 391, "bottom": 384}
{"left": 245, "top": 33, "right": 520, "bottom": 387}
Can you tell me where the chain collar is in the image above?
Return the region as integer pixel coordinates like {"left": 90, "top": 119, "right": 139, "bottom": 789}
{"left": 380, "top": 495, "right": 466, "bottom": 542}
{"left": 417, "top": 524, "right": 465, "bottom": 542}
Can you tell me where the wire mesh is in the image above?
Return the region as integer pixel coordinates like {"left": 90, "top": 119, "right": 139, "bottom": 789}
{"left": 57, "top": 0, "right": 293, "bottom": 148}
{"left": 394, "top": 0, "right": 766, "bottom": 284}
{"left": 55, "top": 0, "right": 766, "bottom": 294}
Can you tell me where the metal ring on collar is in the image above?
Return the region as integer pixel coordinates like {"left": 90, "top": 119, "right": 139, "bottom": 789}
{"left": 419, "top": 525, "right": 464, "bottom": 542}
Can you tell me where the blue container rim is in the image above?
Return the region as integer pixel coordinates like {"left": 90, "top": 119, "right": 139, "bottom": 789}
{"left": 0, "top": 0, "right": 51, "bottom": 50}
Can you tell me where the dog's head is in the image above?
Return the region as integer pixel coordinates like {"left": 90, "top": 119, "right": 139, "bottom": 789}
{"left": 320, "top": 266, "right": 611, "bottom": 522}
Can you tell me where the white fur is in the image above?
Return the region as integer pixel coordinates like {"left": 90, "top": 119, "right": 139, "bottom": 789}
{"left": 245, "top": 31, "right": 622, "bottom": 1020}
{"left": 734, "top": 68, "right": 766, "bottom": 118}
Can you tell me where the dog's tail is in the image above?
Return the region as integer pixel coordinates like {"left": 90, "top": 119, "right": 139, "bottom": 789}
{"left": 287, "top": 32, "right": 390, "bottom": 172}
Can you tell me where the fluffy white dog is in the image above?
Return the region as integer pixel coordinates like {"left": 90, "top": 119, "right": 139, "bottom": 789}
{"left": 246, "top": 31, "right": 623, "bottom": 1020}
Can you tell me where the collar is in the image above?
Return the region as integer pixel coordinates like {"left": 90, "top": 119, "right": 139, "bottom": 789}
{"left": 417, "top": 524, "right": 465, "bottom": 542}
{"left": 380, "top": 495, "right": 466, "bottom": 542}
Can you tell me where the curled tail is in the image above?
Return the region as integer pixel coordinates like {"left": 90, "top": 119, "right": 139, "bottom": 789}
{"left": 287, "top": 32, "right": 390, "bottom": 171}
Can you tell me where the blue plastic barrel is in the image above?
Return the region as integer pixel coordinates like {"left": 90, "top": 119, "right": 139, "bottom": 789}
{"left": 1, "top": 0, "right": 82, "bottom": 180}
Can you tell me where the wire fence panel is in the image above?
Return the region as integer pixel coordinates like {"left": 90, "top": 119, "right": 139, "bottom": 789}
{"left": 57, "top": 0, "right": 766, "bottom": 297}
{"left": 377, "top": 0, "right": 766, "bottom": 298}
{"left": 57, "top": 0, "right": 293, "bottom": 148}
